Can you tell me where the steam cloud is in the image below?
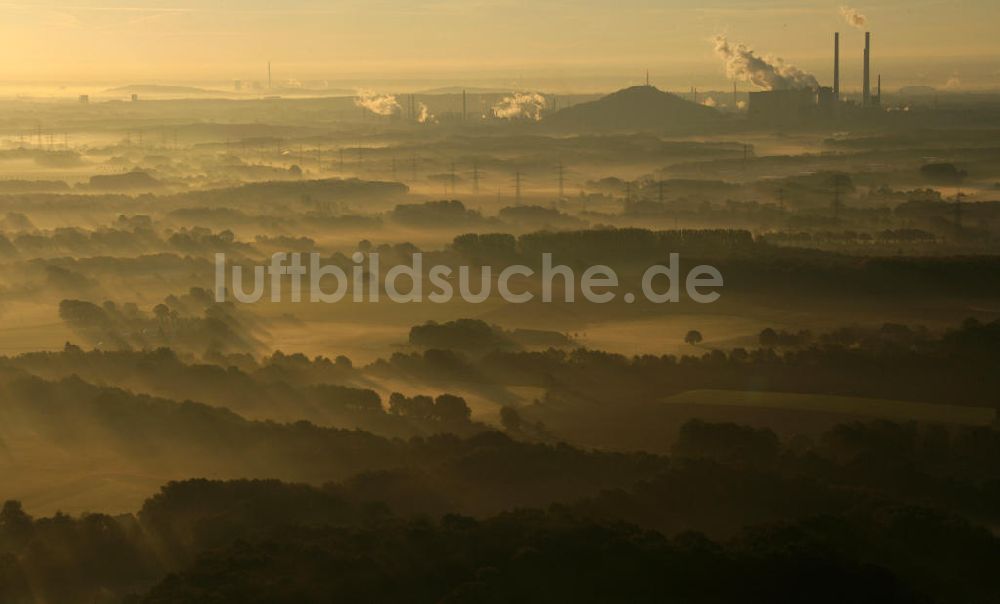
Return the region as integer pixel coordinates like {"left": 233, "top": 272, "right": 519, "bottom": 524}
{"left": 417, "top": 102, "right": 436, "bottom": 124}
{"left": 840, "top": 6, "right": 867, "bottom": 29}
{"left": 492, "top": 92, "right": 547, "bottom": 120}
{"left": 354, "top": 90, "right": 401, "bottom": 116}
{"left": 712, "top": 35, "right": 819, "bottom": 91}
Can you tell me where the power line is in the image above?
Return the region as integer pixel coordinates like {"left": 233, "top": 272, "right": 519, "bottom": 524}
{"left": 557, "top": 162, "right": 565, "bottom": 200}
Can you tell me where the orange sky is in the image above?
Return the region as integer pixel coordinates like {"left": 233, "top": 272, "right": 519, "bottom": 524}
{"left": 0, "top": 1, "right": 997, "bottom": 91}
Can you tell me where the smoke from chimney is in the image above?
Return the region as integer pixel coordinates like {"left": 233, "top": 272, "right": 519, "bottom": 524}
{"left": 354, "top": 90, "right": 401, "bottom": 116}
{"left": 712, "top": 35, "right": 818, "bottom": 91}
{"left": 417, "top": 102, "right": 436, "bottom": 124}
{"left": 840, "top": 6, "right": 867, "bottom": 29}
{"left": 492, "top": 92, "right": 547, "bottom": 120}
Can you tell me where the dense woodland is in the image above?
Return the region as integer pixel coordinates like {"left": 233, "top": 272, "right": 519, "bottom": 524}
{"left": 4, "top": 414, "right": 1000, "bottom": 602}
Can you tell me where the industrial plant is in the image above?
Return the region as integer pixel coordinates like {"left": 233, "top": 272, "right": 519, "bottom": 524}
{"left": 748, "top": 31, "right": 882, "bottom": 125}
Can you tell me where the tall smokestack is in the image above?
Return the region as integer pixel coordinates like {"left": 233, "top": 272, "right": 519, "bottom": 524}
{"left": 863, "top": 32, "right": 871, "bottom": 106}
{"left": 462, "top": 89, "right": 467, "bottom": 122}
{"left": 834, "top": 32, "right": 840, "bottom": 100}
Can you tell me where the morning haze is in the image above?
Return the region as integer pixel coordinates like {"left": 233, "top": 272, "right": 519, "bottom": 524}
{"left": 0, "top": 1, "right": 999, "bottom": 602}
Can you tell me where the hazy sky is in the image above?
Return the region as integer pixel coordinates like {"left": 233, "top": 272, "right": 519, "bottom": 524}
{"left": 1, "top": 0, "right": 997, "bottom": 91}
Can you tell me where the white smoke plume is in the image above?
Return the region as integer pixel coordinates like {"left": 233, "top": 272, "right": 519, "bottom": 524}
{"left": 417, "top": 102, "right": 437, "bottom": 124}
{"left": 702, "top": 97, "right": 718, "bottom": 107}
{"left": 713, "top": 35, "right": 819, "bottom": 91}
{"left": 354, "top": 90, "right": 401, "bottom": 116}
{"left": 492, "top": 92, "right": 547, "bottom": 120}
{"left": 840, "top": 6, "right": 867, "bottom": 29}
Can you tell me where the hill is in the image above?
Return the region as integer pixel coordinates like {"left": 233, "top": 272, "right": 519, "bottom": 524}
{"left": 544, "top": 85, "right": 721, "bottom": 132}
{"left": 104, "top": 84, "right": 216, "bottom": 95}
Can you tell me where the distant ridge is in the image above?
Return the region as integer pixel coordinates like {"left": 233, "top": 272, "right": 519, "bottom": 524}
{"left": 415, "top": 86, "right": 513, "bottom": 95}
{"left": 544, "top": 85, "right": 721, "bottom": 131}
{"left": 105, "top": 84, "right": 215, "bottom": 95}
{"left": 897, "top": 86, "right": 938, "bottom": 96}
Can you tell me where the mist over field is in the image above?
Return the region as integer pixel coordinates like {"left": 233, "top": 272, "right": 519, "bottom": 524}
{"left": 2, "top": 2, "right": 1000, "bottom": 602}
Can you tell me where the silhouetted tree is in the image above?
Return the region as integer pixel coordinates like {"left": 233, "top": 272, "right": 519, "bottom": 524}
{"left": 500, "top": 406, "right": 522, "bottom": 432}
{"left": 434, "top": 394, "right": 471, "bottom": 423}
{"left": 0, "top": 501, "right": 32, "bottom": 549}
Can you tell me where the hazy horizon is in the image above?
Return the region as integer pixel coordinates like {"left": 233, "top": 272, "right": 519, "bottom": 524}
{"left": 1, "top": 0, "right": 998, "bottom": 93}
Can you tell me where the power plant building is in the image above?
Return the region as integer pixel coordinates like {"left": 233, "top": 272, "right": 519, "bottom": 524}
{"left": 748, "top": 30, "right": 878, "bottom": 124}
{"left": 748, "top": 87, "right": 835, "bottom": 125}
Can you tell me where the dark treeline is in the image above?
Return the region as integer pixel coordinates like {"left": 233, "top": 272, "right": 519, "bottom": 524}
{"left": 761, "top": 228, "right": 938, "bottom": 244}
{"left": 392, "top": 200, "right": 495, "bottom": 228}
{"left": 409, "top": 319, "right": 572, "bottom": 354}
{"left": 0, "top": 223, "right": 307, "bottom": 259}
{"left": 376, "top": 318, "right": 1000, "bottom": 410}
{"left": 449, "top": 228, "right": 1000, "bottom": 296}
{"left": 0, "top": 347, "right": 488, "bottom": 438}
{"left": 165, "top": 178, "right": 409, "bottom": 210}
{"left": 5, "top": 416, "right": 1000, "bottom": 602}
{"left": 58, "top": 289, "right": 267, "bottom": 356}
{"left": 5, "top": 225, "right": 998, "bottom": 307}
{"left": 139, "top": 505, "right": 995, "bottom": 604}
{"left": 10, "top": 317, "right": 997, "bottom": 451}
{"left": 0, "top": 370, "right": 662, "bottom": 510}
